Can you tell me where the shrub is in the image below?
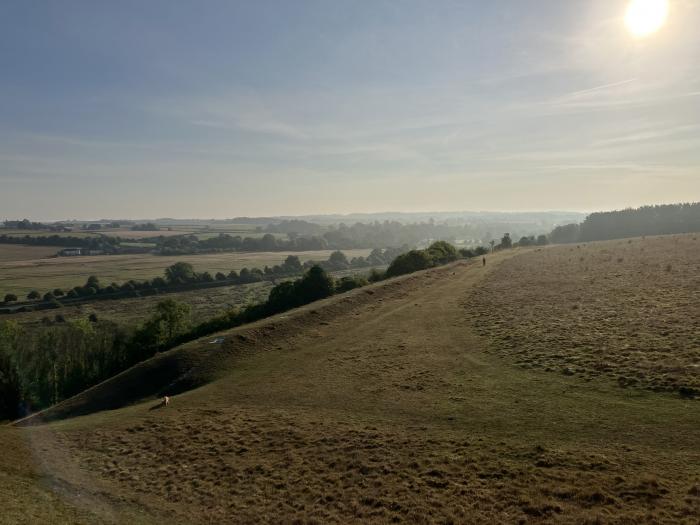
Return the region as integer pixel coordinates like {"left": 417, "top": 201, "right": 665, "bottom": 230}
{"left": 425, "top": 241, "right": 459, "bottom": 264}
{"left": 336, "top": 275, "right": 368, "bottom": 293}
{"left": 27, "top": 290, "right": 41, "bottom": 301}
{"left": 3, "top": 294, "right": 17, "bottom": 303}
{"left": 295, "top": 266, "right": 334, "bottom": 304}
{"left": 386, "top": 250, "right": 432, "bottom": 277}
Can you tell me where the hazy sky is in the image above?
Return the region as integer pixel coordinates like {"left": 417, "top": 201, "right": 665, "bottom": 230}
{"left": 1, "top": 1, "right": 699, "bottom": 219}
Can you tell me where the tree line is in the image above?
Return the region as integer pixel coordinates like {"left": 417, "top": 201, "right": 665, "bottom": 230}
{"left": 1, "top": 249, "right": 401, "bottom": 309}
{"left": 0, "top": 241, "right": 483, "bottom": 421}
{"left": 548, "top": 202, "right": 700, "bottom": 244}
{"left": 0, "top": 234, "right": 119, "bottom": 251}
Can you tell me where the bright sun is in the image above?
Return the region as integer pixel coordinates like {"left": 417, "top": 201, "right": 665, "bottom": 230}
{"left": 625, "top": 0, "right": 669, "bottom": 37}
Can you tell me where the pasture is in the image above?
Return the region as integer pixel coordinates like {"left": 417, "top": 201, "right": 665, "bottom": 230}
{"left": 0, "top": 249, "right": 372, "bottom": 297}
{"left": 467, "top": 234, "right": 700, "bottom": 395}
{"left": 2, "top": 241, "right": 698, "bottom": 523}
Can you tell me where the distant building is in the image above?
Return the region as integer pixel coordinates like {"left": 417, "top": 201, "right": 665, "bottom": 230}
{"left": 59, "top": 247, "right": 82, "bottom": 256}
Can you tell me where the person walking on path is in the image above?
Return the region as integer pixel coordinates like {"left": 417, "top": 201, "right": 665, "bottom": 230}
{"left": 482, "top": 256, "right": 486, "bottom": 267}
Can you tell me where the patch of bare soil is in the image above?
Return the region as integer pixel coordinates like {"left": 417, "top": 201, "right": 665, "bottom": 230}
{"left": 466, "top": 234, "right": 700, "bottom": 396}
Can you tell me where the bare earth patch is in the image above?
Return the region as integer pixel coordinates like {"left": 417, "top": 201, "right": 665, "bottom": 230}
{"left": 466, "top": 234, "right": 700, "bottom": 395}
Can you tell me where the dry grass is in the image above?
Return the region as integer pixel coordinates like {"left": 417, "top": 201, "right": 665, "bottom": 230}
{"left": 466, "top": 234, "right": 700, "bottom": 395}
{"left": 0, "top": 244, "right": 58, "bottom": 263}
{"left": 0, "top": 249, "right": 371, "bottom": 297}
{"left": 2, "top": 244, "right": 699, "bottom": 523}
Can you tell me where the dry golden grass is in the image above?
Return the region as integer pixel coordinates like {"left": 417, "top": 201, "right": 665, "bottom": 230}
{"left": 466, "top": 234, "right": 700, "bottom": 395}
{"left": 2, "top": 244, "right": 699, "bottom": 523}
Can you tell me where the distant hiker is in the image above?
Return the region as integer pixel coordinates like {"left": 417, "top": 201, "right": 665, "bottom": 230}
{"left": 482, "top": 256, "right": 486, "bottom": 267}
{"left": 163, "top": 395, "right": 170, "bottom": 407}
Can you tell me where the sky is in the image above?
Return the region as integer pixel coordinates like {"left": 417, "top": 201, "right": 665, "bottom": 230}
{"left": 1, "top": 0, "right": 699, "bottom": 220}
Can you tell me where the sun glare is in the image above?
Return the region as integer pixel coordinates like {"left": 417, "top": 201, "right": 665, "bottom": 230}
{"left": 625, "top": 0, "right": 669, "bottom": 37}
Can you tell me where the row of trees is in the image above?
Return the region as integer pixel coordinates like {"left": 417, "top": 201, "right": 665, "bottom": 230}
{"left": 3, "top": 249, "right": 398, "bottom": 307}
{"left": 1, "top": 241, "right": 473, "bottom": 420}
{"left": 0, "top": 234, "right": 119, "bottom": 251}
{"left": 548, "top": 202, "right": 700, "bottom": 244}
{"left": 153, "top": 219, "right": 554, "bottom": 255}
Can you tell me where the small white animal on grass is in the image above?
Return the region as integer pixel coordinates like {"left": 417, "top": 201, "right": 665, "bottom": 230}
{"left": 163, "top": 395, "right": 170, "bottom": 407}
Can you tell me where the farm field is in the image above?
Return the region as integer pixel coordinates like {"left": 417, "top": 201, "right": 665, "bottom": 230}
{"left": 0, "top": 244, "right": 59, "bottom": 263}
{"left": 0, "top": 229, "right": 100, "bottom": 238}
{"left": 0, "top": 249, "right": 372, "bottom": 298}
{"left": 8, "top": 267, "right": 382, "bottom": 327}
{"left": 2, "top": 239, "right": 698, "bottom": 523}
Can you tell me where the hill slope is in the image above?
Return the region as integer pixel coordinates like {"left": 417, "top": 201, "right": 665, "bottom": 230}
{"left": 2, "top": 241, "right": 699, "bottom": 524}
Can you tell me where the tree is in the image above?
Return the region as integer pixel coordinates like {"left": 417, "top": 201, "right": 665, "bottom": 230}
{"left": 295, "top": 266, "right": 334, "bottom": 304}
{"left": 153, "top": 299, "right": 191, "bottom": 341}
{"left": 282, "top": 255, "right": 303, "bottom": 274}
{"left": 164, "top": 262, "right": 196, "bottom": 284}
{"left": 536, "top": 234, "right": 548, "bottom": 246}
{"left": 386, "top": 250, "right": 432, "bottom": 277}
{"left": 27, "top": 290, "right": 41, "bottom": 301}
{"left": 3, "top": 294, "right": 17, "bottom": 303}
{"left": 0, "top": 321, "right": 23, "bottom": 420}
{"left": 52, "top": 288, "right": 65, "bottom": 297}
{"left": 85, "top": 276, "right": 101, "bottom": 290}
{"left": 136, "top": 299, "right": 192, "bottom": 350}
{"left": 499, "top": 233, "right": 512, "bottom": 249}
{"left": 550, "top": 223, "right": 580, "bottom": 244}
{"left": 425, "top": 241, "right": 458, "bottom": 264}
{"left": 327, "top": 251, "right": 349, "bottom": 270}
{"left": 215, "top": 272, "right": 227, "bottom": 281}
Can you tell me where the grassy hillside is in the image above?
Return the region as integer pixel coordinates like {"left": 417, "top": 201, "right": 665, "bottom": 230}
{"left": 2, "top": 240, "right": 698, "bottom": 523}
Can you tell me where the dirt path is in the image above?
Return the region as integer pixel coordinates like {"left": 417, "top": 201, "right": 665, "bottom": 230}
{"left": 3, "top": 250, "right": 699, "bottom": 523}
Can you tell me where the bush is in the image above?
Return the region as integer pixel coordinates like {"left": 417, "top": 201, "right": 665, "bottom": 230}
{"left": 368, "top": 269, "right": 385, "bottom": 282}
{"left": 295, "top": 266, "right": 334, "bottom": 304}
{"left": 3, "top": 294, "right": 17, "bottom": 303}
{"left": 27, "top": 290, "right": 41, "bottom": 301}
{"left": 336, "top": 275, "right": 368, "bottom": 293}
{"left": 425, "top": 241, "right": 459, "bottom": 264}
{"left": 386, "top": 250, "right": 433, "bottom": 277}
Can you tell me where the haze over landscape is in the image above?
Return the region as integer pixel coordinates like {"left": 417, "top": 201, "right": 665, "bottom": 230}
{"left": 1, "top": 1, "right": 699, "bottom": 524}
{"left": 2, "top": 0, "right": 700, "bottom": 219}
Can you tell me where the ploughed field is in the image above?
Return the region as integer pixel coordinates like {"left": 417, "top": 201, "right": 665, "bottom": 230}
{"left": 1, "top": 239, "right": 698, "bottom": 524}
{"left": 467, "top": 234, "right": 700, "bottom": 395}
